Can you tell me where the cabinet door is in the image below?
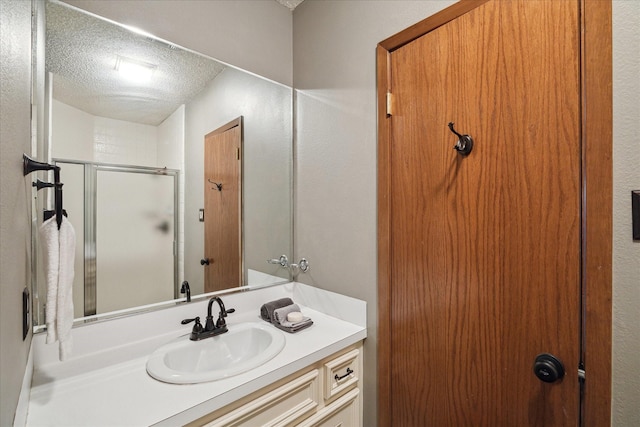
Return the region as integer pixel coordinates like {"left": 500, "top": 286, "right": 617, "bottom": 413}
{"left": 299, "top": 389, "right": 360, "bottom": 427}
{"left": 204, "top": 370, "right": 319, "bottom": 427}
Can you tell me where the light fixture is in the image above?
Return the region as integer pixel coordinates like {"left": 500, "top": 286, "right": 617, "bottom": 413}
{"left": 114, "top": 55, "right": 157, "bottom": 83}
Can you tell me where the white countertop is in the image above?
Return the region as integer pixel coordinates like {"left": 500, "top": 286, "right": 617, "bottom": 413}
{"left": 24, "top": 283, "right": 367, "bottom": 426}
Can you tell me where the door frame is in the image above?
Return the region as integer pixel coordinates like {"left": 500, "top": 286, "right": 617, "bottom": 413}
{"left": 376, "top": 1, "right": 612, "bottom": 426}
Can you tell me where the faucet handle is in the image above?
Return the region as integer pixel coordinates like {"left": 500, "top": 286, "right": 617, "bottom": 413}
{"left": 181, "top": 316, "right": 203, "bottom": 333}
{"left": 182, "top": 317, "right": 204, "bottom": 340}
{"left": 216, "top": 308, "right": 235, "bottom": 328}
{"left": 267, "top": 255, "right": 289, "bottom": 267}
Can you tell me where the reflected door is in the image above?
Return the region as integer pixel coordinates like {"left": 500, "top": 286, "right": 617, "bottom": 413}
{"left": 204, "top": 118, "right": 242, "bottom": 292}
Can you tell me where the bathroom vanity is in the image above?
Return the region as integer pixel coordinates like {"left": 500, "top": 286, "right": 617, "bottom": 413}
{"left": 188, "top": 344, "right": 362, "bottom": 426}
{"left": 23, "top": 283, "right": 366, "bottom": 426}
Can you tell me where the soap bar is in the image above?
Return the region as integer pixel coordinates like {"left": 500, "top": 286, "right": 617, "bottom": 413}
{"left": 287, "top": 311, "right": 304, "bottom": 323}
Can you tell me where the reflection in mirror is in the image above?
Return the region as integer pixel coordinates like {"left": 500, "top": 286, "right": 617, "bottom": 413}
{"left": 34, "top": 0, "right": 292, "bottom": 327}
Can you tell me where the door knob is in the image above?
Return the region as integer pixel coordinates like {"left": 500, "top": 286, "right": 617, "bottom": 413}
{"left": 200, "top": 258, "right": 210, "bottom": 266}
{"left": 533, "top": 353, "right": 565, "bottom": 383}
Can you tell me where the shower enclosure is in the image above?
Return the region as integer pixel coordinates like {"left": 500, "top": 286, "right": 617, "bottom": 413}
{"left": 54, "top": 160, "right": 179, "bottom": 318}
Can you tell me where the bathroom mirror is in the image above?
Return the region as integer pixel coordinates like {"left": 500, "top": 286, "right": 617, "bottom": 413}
{"left": 33, "top": 0, "right": 292, "bottom": 327}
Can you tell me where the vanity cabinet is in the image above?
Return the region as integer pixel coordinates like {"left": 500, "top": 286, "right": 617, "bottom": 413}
{"left": 188, "top": 343, "right": 363, "bottom": 427}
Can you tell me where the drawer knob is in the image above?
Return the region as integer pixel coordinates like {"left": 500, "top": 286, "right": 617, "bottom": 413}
{"left": 334, "top": 367, "right": 354, "bottom": 382}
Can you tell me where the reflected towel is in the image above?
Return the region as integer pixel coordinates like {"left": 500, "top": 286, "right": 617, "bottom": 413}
{"left": 39, "top": 216, "right": 75, "bottom": 360}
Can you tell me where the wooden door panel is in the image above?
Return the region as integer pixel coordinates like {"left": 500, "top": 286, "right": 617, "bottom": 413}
{"left": 388, "top": 1, "right": 580, "bottom": 425}
{"left": 204, "top": 121, "right": 242, "bottom": 292}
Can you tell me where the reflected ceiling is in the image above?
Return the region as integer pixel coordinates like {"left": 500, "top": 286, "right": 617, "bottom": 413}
{"left": 46, "top": 1, "right": 225, "bottom": 126}
{"left": 46, "top": 0, "right": 304, "bottom": 126}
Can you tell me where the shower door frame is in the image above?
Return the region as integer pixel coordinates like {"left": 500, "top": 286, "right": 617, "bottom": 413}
{"left": 54, "top": 159, "right": 180, "bottom": 317}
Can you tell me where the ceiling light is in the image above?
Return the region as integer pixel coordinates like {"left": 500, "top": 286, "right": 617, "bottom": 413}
{"left": 115, "top": 55, "right": 157, "bottom": 83}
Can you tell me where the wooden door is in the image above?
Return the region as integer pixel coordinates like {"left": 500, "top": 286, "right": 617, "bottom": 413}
{"left": 381, "top": 1, "right": 586, "bottom": 425}
{"left": 204, "top": 118, "right": 242, "bottom": 292}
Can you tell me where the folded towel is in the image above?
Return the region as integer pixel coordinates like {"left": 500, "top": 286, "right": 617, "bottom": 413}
{"left": 272, "top": 303, "right": 301, "bottom": 324}
{"left": 273, "top": 317, "right": 313, "bottom": 333}
{"left": 272, "top": 303, "right": 313, "bottom": 333}
{"left": 260, "top": 298, "right": 293, "bottom": 323}
{"left": 39, "top": 215, "right": 76, "bottom": 361}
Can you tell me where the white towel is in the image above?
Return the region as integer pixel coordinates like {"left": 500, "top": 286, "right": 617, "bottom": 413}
{"left": 39, "top": 215, "right": 76, "bottom": 361}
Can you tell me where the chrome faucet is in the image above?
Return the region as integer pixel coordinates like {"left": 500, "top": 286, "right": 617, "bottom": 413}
{"left": 181, "top": 296, "right": 235, "bottom": 341}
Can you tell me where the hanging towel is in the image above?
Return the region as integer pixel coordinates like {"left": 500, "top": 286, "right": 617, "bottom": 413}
{"left": 39, "top": 215, "right": 76, "bottom": 361}
{"left": 40, "top": 217, "right": 59, "bottom": 342}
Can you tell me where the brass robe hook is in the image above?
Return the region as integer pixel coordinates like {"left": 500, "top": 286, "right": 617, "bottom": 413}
{"left": 448, "top": 122, "right": 474, "bottom": 156}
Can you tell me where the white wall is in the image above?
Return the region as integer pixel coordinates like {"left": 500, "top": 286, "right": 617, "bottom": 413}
{"left": 63, "top": 0, "right": 293, "bottom": 86}
{"left": 158, "top": 105, "right": 185, "bottom": 170}
{"left": 52, "top": 99, "right": 160, "bottom": 166}
{"left": 293, "top": 1, "right": 640, "bottom": 426}
{"left": 0, "top": 1, "right": 34, "bottom": 425}
{"left": 52, "top": 100, "right": 161, "bottom": 166}
{"left": 612, "top": 1, "right": 640, "bottom": 424}
{"left": 50, "top": 100, "right": 95, "bottom": 161}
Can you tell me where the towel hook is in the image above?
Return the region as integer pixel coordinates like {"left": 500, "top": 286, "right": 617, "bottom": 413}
{"left": 207, "top": 179, "right": 222, "bottom": 191}
{"left": 448, "top": 122, "right": 474, "bottom": 156}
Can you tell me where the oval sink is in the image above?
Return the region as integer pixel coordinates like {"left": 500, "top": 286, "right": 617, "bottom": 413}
{"left": 146, "top": 322, "right": 285, "bottom": 384}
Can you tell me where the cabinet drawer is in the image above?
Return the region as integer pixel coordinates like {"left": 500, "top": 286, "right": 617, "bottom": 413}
{"left": 323, "top": 349, "right": 359, "bottom": 401}
{"left": 204, "top": 370, "right": 319, "bottom": 427}
{"left": 298, "top": 388, "right": 360, "bottom": 427}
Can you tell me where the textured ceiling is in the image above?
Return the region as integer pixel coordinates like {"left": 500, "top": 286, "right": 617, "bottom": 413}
{"left": 46, "top": 1, "right": 226, "bottom": 126}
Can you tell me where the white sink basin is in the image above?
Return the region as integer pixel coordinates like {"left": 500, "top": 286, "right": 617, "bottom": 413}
{"left": 146, "top": 322, "right": 285, "bottom": 384}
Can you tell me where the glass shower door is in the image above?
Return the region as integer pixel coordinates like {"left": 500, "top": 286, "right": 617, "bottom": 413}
{"left": 95, "top": 168, "right": 176, "bottom": 313}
